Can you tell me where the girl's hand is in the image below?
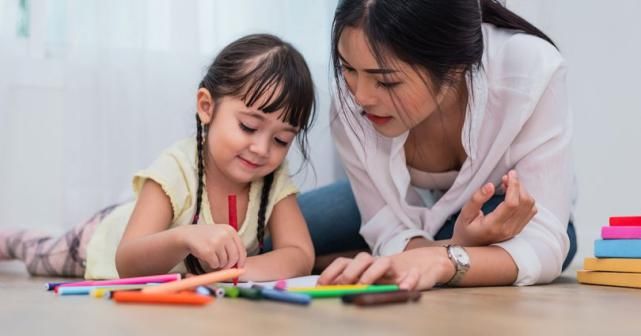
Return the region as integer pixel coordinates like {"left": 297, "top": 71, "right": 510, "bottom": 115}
{"left": 317, "top": 248, "right": 454, "bottom": 291}
{"left": 452, "top": 170, "right": 537, "bottom": 246}
{"left": 180, "top": 224, "right": 247, "bottom": 270}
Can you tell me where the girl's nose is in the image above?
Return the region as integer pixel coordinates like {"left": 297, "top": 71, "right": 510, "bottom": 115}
{"left": 249, "top": 136, "right": 270, "bottom": 157}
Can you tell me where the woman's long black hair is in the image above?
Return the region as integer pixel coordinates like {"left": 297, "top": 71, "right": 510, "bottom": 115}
{"left": 332, "top": 0, "right": 555, "bottom": 97}
{"left": 186, "top": 34, "right": 316, "bottom": 274}
{"left": 331, "top": 0, "right": 556, "bottom": 170}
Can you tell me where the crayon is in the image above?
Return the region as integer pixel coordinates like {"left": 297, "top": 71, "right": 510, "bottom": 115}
{"left": 342, "top": 290, "right": 422, "bottom": 306}
{"left": 112, "top": 291, "right": 212, "bottom": 305}
{"left": 143, "top": 268, "right": 244, "bottom": 294}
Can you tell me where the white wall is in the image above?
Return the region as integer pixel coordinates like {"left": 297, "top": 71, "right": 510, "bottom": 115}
{"left": 0, "top": 0, "right": 339, "bottom": 234}
{"left": 508, "top": 0, "right": 641, "bottom": 265}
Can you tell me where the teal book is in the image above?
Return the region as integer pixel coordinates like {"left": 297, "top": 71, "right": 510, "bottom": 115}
{"left": 595, "top": 239, "right": 641, "bottom": 258}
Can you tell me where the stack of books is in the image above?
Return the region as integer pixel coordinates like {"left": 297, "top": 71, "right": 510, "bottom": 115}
{"left": 577, "top": 216, "right": 641, "bottom": 288}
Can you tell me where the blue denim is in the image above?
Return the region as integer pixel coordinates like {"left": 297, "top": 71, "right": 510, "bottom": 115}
{"left": 264, "top": 180, "right": 577, "bottom": 271}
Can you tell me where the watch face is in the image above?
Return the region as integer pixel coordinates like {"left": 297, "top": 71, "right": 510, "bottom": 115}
{"left": 453, "top": 246, "right": 470, "bottom": 264}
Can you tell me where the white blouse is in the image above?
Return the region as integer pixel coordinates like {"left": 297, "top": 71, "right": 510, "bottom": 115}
{"left": 331, "top": 23, "right": 576, "bottom": 286}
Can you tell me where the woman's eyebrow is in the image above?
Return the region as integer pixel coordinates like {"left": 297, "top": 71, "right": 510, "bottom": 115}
{"left": 338, "top": 53, "right": 397, "bottom": 74}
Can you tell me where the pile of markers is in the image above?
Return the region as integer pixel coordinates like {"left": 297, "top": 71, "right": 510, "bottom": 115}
{"left": 47, "top": 268, "right": 421, "bottom": 307}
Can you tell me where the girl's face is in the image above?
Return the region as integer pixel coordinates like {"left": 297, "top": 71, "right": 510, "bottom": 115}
{"left": 197, "top": 90, "right": 298, "bottom": 184}
{"left": 337, "top": 27, "right": 450, "bottom": 137}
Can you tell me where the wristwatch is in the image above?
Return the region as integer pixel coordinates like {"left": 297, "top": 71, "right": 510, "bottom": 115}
{"left": 444, "top": 245, "right": 471, "bottom": 286}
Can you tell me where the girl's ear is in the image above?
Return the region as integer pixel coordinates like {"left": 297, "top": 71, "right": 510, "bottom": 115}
{"left": 197, "top": 88, "right": 215, "bottom": 124}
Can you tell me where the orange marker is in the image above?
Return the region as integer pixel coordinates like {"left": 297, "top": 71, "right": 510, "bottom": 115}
{"left": 112, "top": 291, "right": 212, "bottom": 305}
{"left": 142, "top": 268, "right": 244, "bottom": 294}
{"left": 228, "top": 194, "right": 239, "bottom": 286}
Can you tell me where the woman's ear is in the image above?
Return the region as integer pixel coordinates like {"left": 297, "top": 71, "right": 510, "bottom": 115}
{"left": 197, "top": 88, "right": 215, "bottom": 124}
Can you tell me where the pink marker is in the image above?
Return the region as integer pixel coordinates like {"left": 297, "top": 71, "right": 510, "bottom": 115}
{"left": 55, "top": 273, "right": 181, "bottom": 290}
{"left": 274, "top": 279, "right": 287, "bottom": 291}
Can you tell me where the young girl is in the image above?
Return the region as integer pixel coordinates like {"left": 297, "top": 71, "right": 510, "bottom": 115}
{"left": 0, "top": 34, "right": 316, "bottom": 281}
{"left": 306, "top": 0, "right": 577, "bottom": 289}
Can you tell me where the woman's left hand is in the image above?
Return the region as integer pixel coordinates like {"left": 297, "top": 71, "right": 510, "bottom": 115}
{"left": 317, "top": 248, "right": 454, "bottom": 290}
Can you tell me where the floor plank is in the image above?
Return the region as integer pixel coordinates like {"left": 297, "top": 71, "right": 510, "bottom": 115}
{"left": 1, "top": 261, "right": 640, "bottom": 335}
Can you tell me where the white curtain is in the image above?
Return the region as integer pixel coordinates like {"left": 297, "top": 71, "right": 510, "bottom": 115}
{"left": 0, "top": 0, "right": 340, "bottom": 233}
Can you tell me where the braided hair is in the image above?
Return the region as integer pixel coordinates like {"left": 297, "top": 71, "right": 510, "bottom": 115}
{"left": 185, "top": 115, "right": 208, "bottom": 274}
{"left": 184, "top": 34, "right": 316, "bottom": 274}
{"left": 256, "top": 172, "right": 274, "bottom": 254}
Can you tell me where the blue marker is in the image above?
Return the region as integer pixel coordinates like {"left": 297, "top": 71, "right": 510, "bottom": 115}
{"left": 45, "top": 281, "right": 75, "bottom": 291}
{"left": 252, "top": 285, "right": 311, "bottom": 306}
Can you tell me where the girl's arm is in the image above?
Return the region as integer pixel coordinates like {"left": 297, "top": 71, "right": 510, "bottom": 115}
{"left": 116, "top": 180, "right": 246, "bottom": 278}
{"left": 240, "top": 194, "right": 315, "bottom": 281}
{"left": 115, "top": 180, "right": 190, "bottom": 278}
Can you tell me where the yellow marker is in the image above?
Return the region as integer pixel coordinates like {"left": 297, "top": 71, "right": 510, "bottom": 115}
{"left": 288, "top": 285, "right": 368, "bottom": 291}
{"left": 89, "top": 284, "right": 157, "bottom": 298}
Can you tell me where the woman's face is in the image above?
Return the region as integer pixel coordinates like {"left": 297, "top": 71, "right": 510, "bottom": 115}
{"left": 338, "top": 27, "right": 449, "bottom": 137}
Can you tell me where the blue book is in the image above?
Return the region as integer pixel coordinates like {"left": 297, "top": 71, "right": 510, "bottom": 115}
{"left": 595, "top": 239, "right": 641, "bottom": 258}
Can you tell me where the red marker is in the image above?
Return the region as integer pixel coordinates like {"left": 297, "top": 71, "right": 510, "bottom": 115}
{"left": 228, "top": 194, "right": 239, "bottom": 286}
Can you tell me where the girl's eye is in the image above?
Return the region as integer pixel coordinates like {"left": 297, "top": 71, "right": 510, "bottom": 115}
{"left": 376, "top": 81, "right": 401, "bottom": 89}
{"left": 239, "top": 123, "right": 256, "bottom": 133}
{"left": 274, "top": 138, "right": 289, "bottom": 147}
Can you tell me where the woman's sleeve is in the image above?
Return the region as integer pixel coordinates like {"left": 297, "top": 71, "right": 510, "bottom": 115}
{"left": 493, "top": 59, "right": 574, "bottom": 286}
{"left": 331, "top": 103, "right": 431, "bottom": 256}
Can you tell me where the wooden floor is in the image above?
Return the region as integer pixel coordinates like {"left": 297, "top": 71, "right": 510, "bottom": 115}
{"left": 1, "top": 261, "right": 640, "bottom": 336}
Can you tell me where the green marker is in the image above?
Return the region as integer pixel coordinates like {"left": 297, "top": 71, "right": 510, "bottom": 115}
{"left": 288, "top": 284, "right": 400, "bottom": 298}
{"left": 237, "top": 287, "right": 262, "bottom": 300}
{"left": 222, "top": 286, "right": 240, "bottom": 298}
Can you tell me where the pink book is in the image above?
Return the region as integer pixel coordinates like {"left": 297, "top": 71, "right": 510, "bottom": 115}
{"left": 602, "top": 226, "right": 641, "bottom": 239}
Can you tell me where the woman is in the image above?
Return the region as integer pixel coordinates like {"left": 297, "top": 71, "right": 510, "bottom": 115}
{"left": 306, "top": 0, "right": 577, "bottom": 290}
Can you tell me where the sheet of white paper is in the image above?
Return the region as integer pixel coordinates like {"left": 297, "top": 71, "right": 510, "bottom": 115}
{"left": 219, "top": 275, "right": 319, "bottom": 289}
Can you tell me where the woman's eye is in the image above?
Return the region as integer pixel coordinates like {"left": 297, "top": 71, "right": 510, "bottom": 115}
{"left": 239, "top": 123, "right": 256, "bottom": 133}
{"left": 376, "top": 81, "right": 401, "bottom": 89}
{"left": 341, "top": 64, "right": 356, "bottom": 73}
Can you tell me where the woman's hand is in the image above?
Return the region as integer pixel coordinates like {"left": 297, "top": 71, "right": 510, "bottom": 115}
{"left": 317, "top": 248, "right": 454, "bottom": 291}
{"left": 452, "top": 170, "right": 537, "bottom": 246}
{"left": 180, "top": 224, "right": 247, "bottom": 270}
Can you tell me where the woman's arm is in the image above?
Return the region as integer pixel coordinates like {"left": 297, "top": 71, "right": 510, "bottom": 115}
{"left": 318, "top": 245, "right": 517, "bottom": 289}
{"left": 331, "top": 102, "right": 433, "bottom": 256}
{"left": 240, "top": 194, "right": 315, "bottom": 281}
